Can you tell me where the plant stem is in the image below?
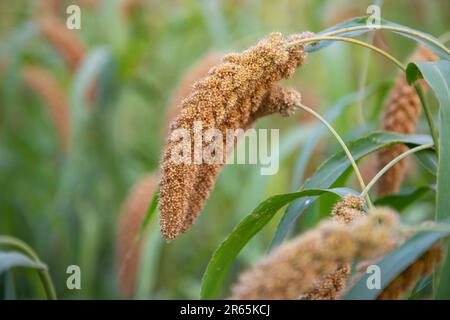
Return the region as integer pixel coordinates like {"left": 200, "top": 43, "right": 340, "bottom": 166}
{"left": 323, "top": 25, "right": 450, "bottom": 56}
{"left": 288, "top": 36, "right": 406, "bottom": 71}
{"left": 415, "top": 84, "right": 439, "bottom": 155}
{"left": 360, "top": 143, "right": 434, "bottom": 197}
{"left": 0, "top": 236, "right": 57, "bottom": 300}
{"left": 295, "top": 102, "right": 373, "bottom": 209}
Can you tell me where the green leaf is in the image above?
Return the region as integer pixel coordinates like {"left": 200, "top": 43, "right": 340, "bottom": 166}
{"left": 292, "top": 85, "right": 379, "bottom": 190}
{"left": 374, "top": 186, "right": 434, "bottom": 211}
{"left": 343, "top": 230, "right": 449, "bottom": 300}
{"left": 271, "top": 132, "right": 433, "bottom": 249}
{"left": 70, "top": 47, "right": 111, "bottom": 125}
{"left": 408, "top": 60, "right": 450, "bottom": 298}
{"left": 200, "top": 187, "right": 357, "bottom": 300}
{"left": 0, "top": 251, "right": 47, "bottom": 274}
{"left": 310, "top": 16, "right": 450, "bottom": 60}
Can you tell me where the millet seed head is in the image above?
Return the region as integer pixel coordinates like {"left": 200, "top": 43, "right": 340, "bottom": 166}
{"left": 159, "top": 32, "right": 314, "bottom": 240}
{"left": 377, "top": 46, "right": 437, "bottom": 196}
{"left": 117, "top": 174, "right": 158, "bottom": 298}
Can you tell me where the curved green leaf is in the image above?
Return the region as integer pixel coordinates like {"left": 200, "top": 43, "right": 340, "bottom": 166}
{"left": 271, "top": 131, "right": 433, "bottom": 249}
{"left": 292, "top": 85, "right": 379, "bottom": 190}
{"left": 309, "top": 16, "right": 449, "bottom": 60}
{"left": 200, "top": 187, "right": 357, "bottom": 300}
{"left": 344, "top": 229, "right": 450, "bottom": 300}
{"left": 70, "top": 47, "right": 112, "bottom": 125}
{"left": 374, "top": 186, "right": 434, "bottom": 211}
{"left": 0, "top": 251, "right": 47, "bottom": 274}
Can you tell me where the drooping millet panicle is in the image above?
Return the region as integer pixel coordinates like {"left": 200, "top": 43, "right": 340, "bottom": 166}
{"left": 117, "top": 174, "right": 158, "bottom": 299}
{"left": 299, "top": 195, "right": 366, "bottom": 300}
{"left": 181, "top": 85, "right": 303, "bottom": 233}
{"left": 229, "top": 208, "right": 401, "bottom": 300}
{"left": 22, "top": 66, "right": 70, "bottom": 151}
{"left": 377, "top": 244, "right": 443, "bottom": 300}
{"left": 377, "top": 46, "right": 437, "bottom": 196}
{"left": 165, "top": 52, "right": 223, "bottom": 137}
{"left": 37, "top": 15, "right": 86, "bottom": 73}
{"left": 159, "top": 32, "right": 314, "bottom": 240}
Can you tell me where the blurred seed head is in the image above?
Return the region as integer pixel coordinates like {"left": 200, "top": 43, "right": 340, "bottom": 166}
{"left": 159, "top": 32, "right": 313, "bottom": 240}
{"left": 229, "top": 207, "right": 401, "bottom": 300}
{"left": 37, "top": 15, "right": 86, "bottom": 73}
{"left": 377, "top": 46, "right": 437, "bottom": 196}
{"left": 117, "top": 174, "right": 158, "bottom": 299}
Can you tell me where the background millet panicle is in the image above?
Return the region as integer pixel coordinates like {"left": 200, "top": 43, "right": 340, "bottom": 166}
{"left": 22, "top": 66, "right": 70, "bottom": 152}
{"left": 159, "top": 32, "right": 314, "bottom": 240}
{"left": 377, "top": 46, "right": 437, "bottom": 196}
{"left": 117, "top": 174, "right": 158, "bottom": 299}
{"left": 300, "top": 195, "right": 366, "bottom": 300}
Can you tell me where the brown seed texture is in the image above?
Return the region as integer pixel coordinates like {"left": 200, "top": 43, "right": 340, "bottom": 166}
{"left": 300, "top": 195, "right": 366, "bottom": 300}
{"left": 22, "top": 66, "right": 70, "bottom": 151}
{"left": 159, "top": 32, "right": 313, "bottom": 240}
{"left": 165, "top": 52, "right": 223, "bottom": 137}
{"left": 377, "top": 46, "right": 437, "bottom": 196}
{"left": 229, "top": 208, "right": 401, "bottom": 300}
{"left": 117, "top": 174, "right": 158, "bottom": 298}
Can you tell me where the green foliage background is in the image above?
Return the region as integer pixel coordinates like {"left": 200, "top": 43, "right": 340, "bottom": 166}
{"left": 0, "top": 0, "right": 448, "bottom": 299}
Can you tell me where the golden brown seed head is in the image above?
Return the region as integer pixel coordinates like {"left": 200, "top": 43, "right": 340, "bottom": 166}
{"left": 377, "top": 46, "right": 437, "bottom": 196}
{"left": 229, "top": 208, "right": 401, "bottom": 300}
{"left": 22, "top": 66, "right": 70, "bottom": 151}
{"left": 159, "top": 32, "right": 314, "bottom": 240}
{"left": 38, "top": 16, "right": 86, "bottom": 73}
{"left": 117, "top": 174, "right": 158, "bottom": 298}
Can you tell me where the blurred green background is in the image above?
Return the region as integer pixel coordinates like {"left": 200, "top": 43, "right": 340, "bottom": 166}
{"left": 0, "top": 0, "right": 448, "bottom": 299}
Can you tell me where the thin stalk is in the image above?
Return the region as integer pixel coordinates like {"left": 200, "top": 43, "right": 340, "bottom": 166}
{"left": 360, "top": 143, "right": 434, "bottom": 197}
{"left": 323, "top": 25, "right": 450, "bottom": 56}
{"left": 295, "top": 102, "right": 373, "bottom": 209}
{"left": 355, "top": 32, "right": 374, "bottom": 125}
{"left": 415, "top": 84, "right": 439, "bottom": 155}
{"left": 0, "top": 236, "right": 57, "bottom": 300}
{"left": 288, "top": 36, "right": 406, "bottom": 71}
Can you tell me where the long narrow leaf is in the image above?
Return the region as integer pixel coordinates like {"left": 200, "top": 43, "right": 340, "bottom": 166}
{"left": 200, "top": 187, "right": 357, "bottom": 300}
